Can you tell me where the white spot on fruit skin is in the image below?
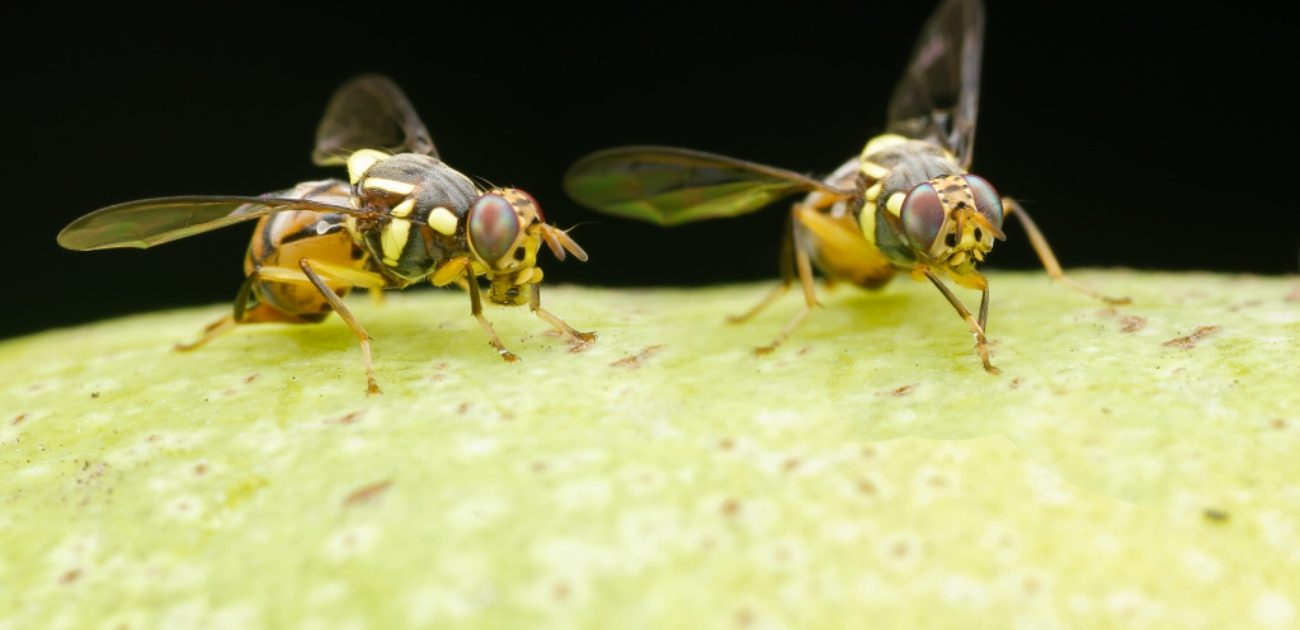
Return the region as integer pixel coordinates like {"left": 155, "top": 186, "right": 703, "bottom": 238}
{"left": 554, "top": 479, "right": 612, "bottom": 510}
{"left": 1180, "top": 549, "right": 1222, "bottom": 582}
{"left": 1254, "top": 592, "right": 1296, "bottom": 628}
{"left": 324, "top": 525, "right": 378, "bottom": 561}
{"left": 445, "top": 496, "right": 508, "bottom": 530}
{"left": 940, "top": 574, "right": 989, "bottom": 607}
{"left": 163, "top": 496, "right": 203, "bottom": 521}
{"left": 457, "top": 437, "right": 498, "bottom": 458}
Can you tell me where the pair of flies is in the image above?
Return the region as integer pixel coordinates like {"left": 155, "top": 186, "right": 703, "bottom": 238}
{"left": 58, "top": 0, "right": 1123, "bottom": 394}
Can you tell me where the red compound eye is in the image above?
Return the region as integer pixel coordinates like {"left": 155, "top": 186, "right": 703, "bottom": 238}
{"left": 468, "top": 194, "right": 520, "bottom": 263}
{"left": 900, "top": 182, "right": 945, "bottom": 250}
{"left": 964, "top": 174, "right": 1004, "bottom": 231}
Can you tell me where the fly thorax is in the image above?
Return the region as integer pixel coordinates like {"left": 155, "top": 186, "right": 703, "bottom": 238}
{"left": 349, "top": 152, "right": 479, "bottom": 282}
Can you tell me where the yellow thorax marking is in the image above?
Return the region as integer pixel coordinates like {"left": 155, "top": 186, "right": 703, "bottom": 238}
{"left": 860, "top": 134, "right": 908, "bottom": 161}
{"left": 380, "top": 218, "right": 412, "bottom": 265}
{"left": 347, "top": 149, "right": 389, "bottom": 185}
{"left": 363, "top": 177, "right": 416, "bottom": 196}
{"left": 390, "top": 198, "right": 415, "bottom": 218}
{"left": 428, "top": 206, "right": 458, "bottom": 236}
{"left": 860, "top": 160, "right": 889, "bottom": 180}
{"left": 885, "top": 192, "right": 906, "bottom": 216}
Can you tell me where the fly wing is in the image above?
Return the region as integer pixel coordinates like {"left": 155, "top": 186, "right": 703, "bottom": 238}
{"left": 57, "top": 196, "right": 364, "bottom": 251}
{"left": 885, "top": 0, "right": 985, "bottom": 169}
{"left": 312, "top": 75, "right": 436, "bottom": 165}
{"left": 564, "top": 146, "right": 850, "bottom": 226}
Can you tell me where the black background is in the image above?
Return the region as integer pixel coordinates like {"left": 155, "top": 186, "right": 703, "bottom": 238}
{"left": 8, "top": 2, "right": 1295, "bottom": 339}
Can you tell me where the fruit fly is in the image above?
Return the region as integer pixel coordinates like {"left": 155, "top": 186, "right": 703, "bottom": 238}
{"left": 58, "top": 75, "right": 593, "bottom": 395}
{"left": 563, "top": 0, "right": 1125, "bottom": 373}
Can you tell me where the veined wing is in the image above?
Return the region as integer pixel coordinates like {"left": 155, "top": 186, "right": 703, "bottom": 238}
{"left": 312, "top": 75, "right": 436, "bottom": 165}
{"left": 564, "top": 146, "right": 850, "bottom": 226}
{"left": 885, "top": 0, "right": 985, "bottom": 169}
{"left": 58, "top": 196, "right": 363, "bottom": 251}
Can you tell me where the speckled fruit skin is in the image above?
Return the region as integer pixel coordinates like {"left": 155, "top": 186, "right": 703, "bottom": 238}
{"left": 2, "top": 272, "right": 1298, "bottom": 628}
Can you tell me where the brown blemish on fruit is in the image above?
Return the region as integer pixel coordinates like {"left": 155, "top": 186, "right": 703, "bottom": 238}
{"left": 58, "top": 569, "right": 82, "bottom": 585}
{"left": 1019, "top": 573, "right": 1044, "bottom": 597}
{"left": 878, "top": 384, "right": 915, "bottom": 397}
{"left": 1271, "top": 418, "right": 1289, "bottom": 430}
{"left": 343, "top": 480, "right": 392, "bottom": 508}
{"left": 457, "top": 402, "right": 471, "bottom": 414}
{"left": 551, "top": 580, "right": 571, "bottom": 602}
{"left": 1203, "top": 508, "right": 1229, "bottom": 522}
{"left": 721, "top": 498, "right": 741, "bottom": 518}
{"left": 718, "top": 438, "right": 735, "bottom": 451}
{"left": 244, "top": 373, "right": 259, "bottom": 384}
{"left": 1119, "top": 315, "right": 1147, "bottom": 332}
{"left": 889, "top": 538, "right": 914, "bottom": 559}
{"left": 11, "top": 413, "right": 27, "bottom": 426}
{"left": 529, "top": 460, "right": 548, "bottom": 473}
{"left": 782, "top": 457, "right": 800, "bottom": 473}
{"left": 1163, "top": 325, "right": 1221, "bottom": 349}
{"left": 1009, "top": 377, "right": 1024, "bottom": 389}
{"left": 856, "top": 478, "right": 878, "bottom": 496}
{"left": 610, "top": 345, "right": 665, "bottom": 368}
{"left": 193, "top": 463, "right": 208, "bottom": 476}
{"left": 326, "top": 412, "right": 361, "bottom": 426}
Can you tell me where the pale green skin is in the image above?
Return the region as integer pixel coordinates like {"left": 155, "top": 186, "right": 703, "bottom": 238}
{"left": 2, "top": 271, "right": 1298, "bottom": 628}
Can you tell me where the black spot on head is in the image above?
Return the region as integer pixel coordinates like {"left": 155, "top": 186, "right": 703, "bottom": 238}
{"left": 513, "top": 248, "right": 527, "bottom": 262}
{"left": 974, "top": 228, "right": 983, "bottom": 241}
{"left": 945, "top": 233, "right": 957, "bottom": 247}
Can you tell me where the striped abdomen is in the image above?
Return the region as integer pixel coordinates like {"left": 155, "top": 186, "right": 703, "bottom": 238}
{"left": 241, "top": 180, "right": 368, "bottom": 322}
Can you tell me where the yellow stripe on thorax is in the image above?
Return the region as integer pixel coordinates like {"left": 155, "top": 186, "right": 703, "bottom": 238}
{"left": 347, "top": 149, "right": 389, "bottom": 185}
{"left": 858, "top": 181, "right": 884, "bottom": 246}
{"left": 380, "top": 218, "right": 412, "bottom": 266}
{"left": 363, "top": 177, "right": 416, "bottom": 196}
{"left": 860, "top": 134, "right": 909, "bottom": 163}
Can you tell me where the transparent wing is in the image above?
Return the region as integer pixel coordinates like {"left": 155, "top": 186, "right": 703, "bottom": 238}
{"left": 564, "top": 146, "right": 850, "bottom": 226}
{"left": 58, "top": 196, "right": 364, "bottom": 251}
{"left": 885, "top": 0, "right": 985, "bottom": 169}
{"left": 311, "top": 75, "right": 436, "bottom": 166}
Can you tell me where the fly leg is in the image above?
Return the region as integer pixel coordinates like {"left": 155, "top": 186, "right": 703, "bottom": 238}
{"left": 465, "top": 274, "right": 519, "bottom": 363}
{"left": 754, "top": 204, "right": 820, "bottom": 356}
{"left": 1004, "top": 198, "right": 1130, "bottom": 305}
{"left": 727, "top": 210, "right": 796, "bottom": 324}
{"left": 174, "top": 316, "right": 237, "bottom": 352}
{"left": 236, "top": 260, "right": 388, "bottom": 395}
{"left": 296, "top": 259, "right": 387, "bottom": 396}
{"left": 529, "top": 284, "right": 596, "bottom": 347}
{"left": 174, "top": 271, "right": 266, "bottom": 351}
{"left": 924, "top": 270, "right": 999, "bottom": 374}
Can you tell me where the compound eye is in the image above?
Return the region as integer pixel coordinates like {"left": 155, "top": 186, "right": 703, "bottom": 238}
{"left": 468, "top": 194, "right": 521, "bottom": 263}
{"left": 900, "top": 182, "right": 946, "bottom": 251}
{"left": 964, "top": 174, "right": 1004, "bottom": 231}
